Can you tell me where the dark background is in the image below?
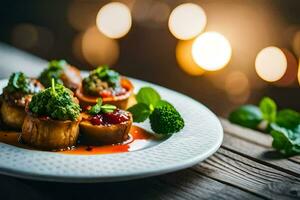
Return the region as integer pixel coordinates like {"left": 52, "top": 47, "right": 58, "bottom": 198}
{"left": 0, "top": 0, "right": 300, "bottom": 116}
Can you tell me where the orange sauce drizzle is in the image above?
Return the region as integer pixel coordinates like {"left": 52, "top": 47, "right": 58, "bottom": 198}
{"left": 0, "top": 126, "right": 157, "bottom": 155}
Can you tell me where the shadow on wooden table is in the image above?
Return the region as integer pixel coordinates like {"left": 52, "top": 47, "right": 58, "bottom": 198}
{"left": 0, "top": 169, "right": 201, "bottom": 200}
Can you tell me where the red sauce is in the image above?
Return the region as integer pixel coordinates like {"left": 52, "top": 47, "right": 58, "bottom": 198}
{"left": 0, "top": 126, "right": 158, "bottom": 155}
{"left": 89, "top": 109, "right": 130, "bottom": 125}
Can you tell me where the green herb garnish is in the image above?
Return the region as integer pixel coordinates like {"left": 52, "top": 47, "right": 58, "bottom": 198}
{"left": 127, "top": 87, "right": 184, "bottom": 135}
{"left": 228, "top": 105, "right": 263, "bottom": 129}
{"left": 4, "top": 72, "right": 31, "bottom": 94}
{"left": 229, "top": 97, "right": 300, "bottom": 156}
{"left": 82, "top": 66, "right": 120, "bottom": 96}
{"left": 39, "top": 60, "right": 67, "bottom": 88}
{"left": 88, "top": 98, "right": 117, "bottom": 115}
{"left": 259, "top": 97, "right": 276, "bottom": 123}
{"left": 29, "top": 79, "right": 81, "bottom": 121}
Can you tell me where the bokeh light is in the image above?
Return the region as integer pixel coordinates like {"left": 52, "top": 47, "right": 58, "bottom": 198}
{"left": 81, "top": 26, "right": 119, "bottom": 67}
{"left": 176, "top": 39, "right": 205, "bottom": 76}
{"left": 225, "top": 71, "right": 250, "bottom": 104}
{"left": 292, "top": 30, "right": 300, "bottom": 57}
{"left": 275, "top": 49, "right": 298, "bottom": 86}
{"left": 96, "top": 2, "right": 132, "bottom": 39}
{"left": 168, "top": 3, "right": 206, "bottom": 40}
{"left": 225, "top": 71, "right": 250, "bottom": 96}
{"left": 132, "top": 0, "right": 170, "bottom": 27}
{"left": 298, "top": 58, "right": 300, "bottom": 86}
{"left": 191, "top": 32, "right": 232, "bottom": 71}
{"left": 12, "top": 24, "right": 38, "bottom": 49}
{"left": 255, "top": 46, "right": 287, "bottom": 82}
{"left": 68, "top": 0, "right": 100, "bottom": 31}
{"left": 12, "top": 23, "right": 54, "bottom": 53}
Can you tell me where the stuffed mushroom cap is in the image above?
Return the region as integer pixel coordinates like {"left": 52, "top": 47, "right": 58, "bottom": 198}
{"left": 39, "top": 59, "right": 81, "bottom": 90}
{"left": 0, "top": 72, "right": 44, "bottom": 129}
{"left": 21, "top": 81, "right": 81, "bottom": 150}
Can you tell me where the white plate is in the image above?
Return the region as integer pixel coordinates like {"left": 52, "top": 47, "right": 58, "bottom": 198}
{"left": 0, "top": 78, "right": 223, "bottom": 182}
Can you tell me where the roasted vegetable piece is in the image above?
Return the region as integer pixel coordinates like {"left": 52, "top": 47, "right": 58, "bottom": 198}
{"left": 76, "top": 66, "right": 133, "bottom": 109}
{"left": 0, "top": 72, "right": 44, "bottom": 129}
{"left": 39, "top": 60, "right": 81, "bottom": 90}
{"left": 21, "top": 80, "right": 81, "bottom": 150}
{"left": 80, "top": 98, "right": 132, "bottom": 145}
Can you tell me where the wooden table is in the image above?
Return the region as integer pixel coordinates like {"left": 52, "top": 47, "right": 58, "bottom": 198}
{"left": 1, "top": 119, "right": 300, "bottom": 200}
{"left": 0, "top": 44, "right": 300, "bottom": 199}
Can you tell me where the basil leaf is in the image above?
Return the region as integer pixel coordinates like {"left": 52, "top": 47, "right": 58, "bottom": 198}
{"left": 101, "top": 104, "right": 117, "bottom": 113}
{"left": 127, "top": 103, "right": 151, "bottom": 122}
{"left": 97, "top": 98, "right": 103, "bottom": 107}
{"left": 88, "top": 98, "right": 103, "bottom": 115}
{"left": 136, "top": 87, "right": 161, "bottom": 107}
{"left": 88, "top": 104, "right": 101, "bottom": 115}
{"left": 276, "top": 109, "right": 300, "bottom": 129}
{"left": 270, "top": 123, "right": 300, "bottom": 156}
{"left": 259, "top": 97, "right": 277, "bottom": 122}
{"left": 229, "top": 105, "right": 263, "bottom": 129}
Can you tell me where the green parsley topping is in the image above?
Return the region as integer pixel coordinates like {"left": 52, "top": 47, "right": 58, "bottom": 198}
{"left": 88, "top": 98, "right": 117, "bottom": 115}
{"left": 39, "top": 60, "right": 67, "bottom": 88}
{"left": 4, "top": 72, "right": 31, "bottom": 94}
{"left": 82, "top": 66, "right": 120, "bottom": 96}
{"left": 29, "top": 79, "right": 81, "bottom": 121}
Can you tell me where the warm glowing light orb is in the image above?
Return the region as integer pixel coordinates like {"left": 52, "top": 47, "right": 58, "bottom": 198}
{"left": 298, "top": 58, "right": 300, "bottom": 87}
{"left": 191, "top": 32, "right": 232, "bottom": 71}
{"left": 176, "top": 39, "right": 205, "bottom": 76}
{"left": 81, "top": 26, "right": 119, "bottom": 67}
{"left": 96, "top": 2, "right": 132, "bottom": 39}
{"left": 255, "top": 46, "right": 287, "bottom": 82}
{"left": 168, "top": 3, "right": 206, "bottom": 40}
{"left": 225, "top": 71, "right": 249, "bottom": 96}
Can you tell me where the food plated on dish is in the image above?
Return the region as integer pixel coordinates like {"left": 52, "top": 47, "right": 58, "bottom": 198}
{"left": 0, "top": 64, "right": 223, "bottom": 182}
{"left": 0, "top": 72, "right": 44, "bottom": 129}
{"left": 75, "top": 66, "right": 133, "bottom": 109}
{"left": 0, "top": 60, "right": 184, "bottom": 155}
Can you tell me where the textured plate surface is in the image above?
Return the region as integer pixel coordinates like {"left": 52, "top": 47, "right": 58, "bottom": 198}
{"left": 0, "top": 78, "right": 223, "bottom": 182}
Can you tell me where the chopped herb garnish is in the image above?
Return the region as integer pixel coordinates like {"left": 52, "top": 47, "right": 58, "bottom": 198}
{"left": 39, "top": 60, "right": 67, "bottom": 88}
{"left": 88, "top": 98, "right": 117, "bottom": 115}
{"left": 4, "top": 72, "right": 31, "bottom": 94}
{"left": 29, "top": 79, "right": 81, "bottom": 121}
{"left": 82, "top": 66, "right": 120, "bottom": 96}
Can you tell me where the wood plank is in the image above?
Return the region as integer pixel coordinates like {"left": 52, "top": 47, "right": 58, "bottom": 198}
{"left": 222, "top": 134, "right": 300, "bottom": 176}
{"left": 220, "top": 118, "right": 271, "bottom": 147}
{"left": 158, "top": 170, "right": 263, "bottom": 200}
{"left": 0, "top": 169, "right": 263, "bottom": 200}
{"left": 220, "top": 118, "right": 300, "bottom": 164}
{"left": 194, "top": 148, "right": 300, "bottom": 200}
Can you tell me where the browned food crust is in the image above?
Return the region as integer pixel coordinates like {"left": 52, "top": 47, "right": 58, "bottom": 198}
{"left": 75, "top": 77, "right": 133, "bottom": 109}
{"left": 0, "top": 100, "right": 26, "bottom": 129}
{"left": 79, "top": 113, "right": 132, "bottom": 145}
{"left": 21, "top": 114, "right": 81, "bottom": 150}
{"left": 61, "top": 65, "right": 82, "bottom": 91}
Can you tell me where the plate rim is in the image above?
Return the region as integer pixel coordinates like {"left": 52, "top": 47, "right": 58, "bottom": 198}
{"left": 0, "top": 77, "right": 223, "bottom": 183}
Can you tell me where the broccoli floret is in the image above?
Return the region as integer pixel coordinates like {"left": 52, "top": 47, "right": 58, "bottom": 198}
{"left": 149, "top": 104, "right": 184, "bottom": 134}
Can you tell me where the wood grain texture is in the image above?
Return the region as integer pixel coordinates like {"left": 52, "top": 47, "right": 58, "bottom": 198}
{"left": 222, "top": 134, "right": 300, "bottom": 176}
{"left": 194, "top": 148, "right": 300, "bottom": 200}
{"left": 221, "top": 118, "right": 300, "bottom": 165}
{"left": 0, "top": 169, "right": 263, "bottom": 200}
